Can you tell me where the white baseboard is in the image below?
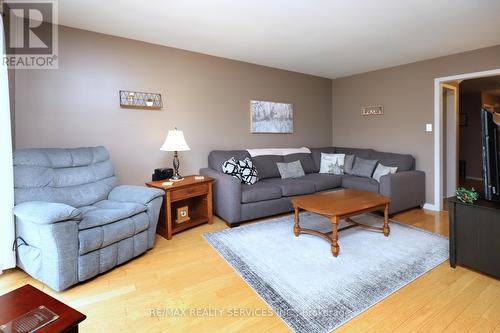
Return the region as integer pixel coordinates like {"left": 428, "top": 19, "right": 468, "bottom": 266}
{"left": 422, "top": 203, "right": 438, "bottom": 211}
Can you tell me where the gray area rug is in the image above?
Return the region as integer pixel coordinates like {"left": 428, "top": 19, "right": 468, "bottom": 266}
{"left": 204, "top": 212, "right": 449, "bottom": 333}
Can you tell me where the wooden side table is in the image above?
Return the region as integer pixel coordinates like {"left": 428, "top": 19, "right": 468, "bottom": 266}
{"left": 146, "top": 175, "right": 213, "bottom": 240}
{"left": 0, "top": 284, "right": 86, "bottom": 333}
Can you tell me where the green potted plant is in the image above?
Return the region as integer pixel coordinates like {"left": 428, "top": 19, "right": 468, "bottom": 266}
{"left": 455, "top": 187, "right": 479, "bottom": 204}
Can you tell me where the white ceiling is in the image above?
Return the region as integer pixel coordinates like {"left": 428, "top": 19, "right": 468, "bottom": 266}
{"left": 59, "top": 0, "right": 500, "bottom": 79}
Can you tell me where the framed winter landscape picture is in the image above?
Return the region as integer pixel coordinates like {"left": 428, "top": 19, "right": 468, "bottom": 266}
{"left": 250, "top": 100, "right": 293, "bottom": 133}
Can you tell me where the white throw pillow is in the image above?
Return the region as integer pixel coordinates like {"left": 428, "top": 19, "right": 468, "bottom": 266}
{"left": 372, "top": 163, "right": 398, "bottom": 182}
{"left": 319, "top": 153, "right": 345, "bottom": 175}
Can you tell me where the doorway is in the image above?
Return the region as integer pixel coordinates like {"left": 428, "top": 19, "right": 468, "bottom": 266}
{"left": 434, "top": 69, "right": 500, "bottom": 210}
{"left": 433, "top": 68, "right": 500, "bottom": 211}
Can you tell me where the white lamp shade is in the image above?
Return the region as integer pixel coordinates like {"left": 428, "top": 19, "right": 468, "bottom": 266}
{"left": 160, "top": 129, "right": 191, "bottom": 151}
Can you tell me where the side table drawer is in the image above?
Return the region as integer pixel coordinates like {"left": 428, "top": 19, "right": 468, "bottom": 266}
{"left": 171, "top": 183, "right": 208, "bottom": 201}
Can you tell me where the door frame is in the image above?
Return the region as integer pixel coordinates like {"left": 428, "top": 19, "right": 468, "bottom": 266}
{"left": 432, "top": 68, "right": 500, "bottom": 211}
{"left": 441, "top": 83, "right": 459, "bottom": 201}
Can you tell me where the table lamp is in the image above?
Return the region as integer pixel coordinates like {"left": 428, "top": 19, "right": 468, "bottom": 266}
{"left": 160, "top": 128, "right": 190, "bottom": 181}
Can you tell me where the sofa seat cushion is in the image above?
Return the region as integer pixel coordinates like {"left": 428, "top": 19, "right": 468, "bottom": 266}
{"left": 341, "top": 175, "right": 379, "bottom": 193}
{"left": 78, "top": 212, "right": 149, "bottom": 255}
{"left": 78, "top": 200, "right": 147, "bottom": 230}
{"left": 301, "top": 173, "right": 342, "bottom": 192}
{"left": 261, "top": 178, "right": 316, "bottom": 197}
{"left": 241, "top": 182, "right": 282, "bottom": 203}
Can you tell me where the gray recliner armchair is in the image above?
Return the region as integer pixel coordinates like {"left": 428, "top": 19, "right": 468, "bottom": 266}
{"left": 12, "top": 146, "right": 164, "bottom": 291}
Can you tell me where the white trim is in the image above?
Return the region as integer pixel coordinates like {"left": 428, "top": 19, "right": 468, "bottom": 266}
{"left": 433, "top": 68, "right": 500, "bottom": 211}
{"left": 441, "top": 84, "right": 459, "bottom": 198}
{"left": 422, "top": 203, "right": 438, "bottom": 211}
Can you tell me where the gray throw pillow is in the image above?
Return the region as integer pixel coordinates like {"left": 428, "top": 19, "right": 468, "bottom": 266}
{"left": 276, "top": 160, "right": 305, "bottom": 179}
{"left": 344, "top": 154, "right": 355, "bottom": 175}
{"left": 351, "top": 157, "right": 378, "bottom": 178}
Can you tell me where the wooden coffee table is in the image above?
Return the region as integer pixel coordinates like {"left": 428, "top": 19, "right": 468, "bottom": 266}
{"left": 291, "top": 189, "right": 391, "bottom": 257}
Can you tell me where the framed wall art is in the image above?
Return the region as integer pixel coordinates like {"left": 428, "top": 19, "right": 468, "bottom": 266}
{"left": 250, "top": 100, "right": 293, "bottom": 133}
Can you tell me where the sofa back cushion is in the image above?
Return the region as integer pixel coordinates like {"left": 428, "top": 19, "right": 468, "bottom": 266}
{"left": 251, "top": 155, "right": 283, "bottom": 179}
{"left": 208, "top": 150, "right": 250, "bottom": 172}
{"left": 13, "top": 146, "right": 117, "bottom": 208}
{"left": 334, "top": 147, "right": 373, "bottom": 159}
{"left": 370, "top": 150, "right": 415, "bottom": 171}
{"left": 282, "top": 153, "right": 317, "bottom": 174}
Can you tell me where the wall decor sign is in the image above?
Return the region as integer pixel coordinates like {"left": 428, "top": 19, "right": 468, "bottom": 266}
{"left": 119, "top": 90, "right": 163, "bottom": 110}
{"left": 360, "top": 105, "right": 384, "bottom": 116}
{"left": 250, "top": 100, "right": 293, "bottom": 133}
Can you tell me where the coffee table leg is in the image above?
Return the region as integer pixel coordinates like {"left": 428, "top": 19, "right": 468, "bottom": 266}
{"left": 293, "top": 205, "right": 300, "bottom": 237}
{"left": 331, "top": 216, "right": 340, "bottom": 257}
{"left": 383, "top": 203, "right": 390, "bottom": 236}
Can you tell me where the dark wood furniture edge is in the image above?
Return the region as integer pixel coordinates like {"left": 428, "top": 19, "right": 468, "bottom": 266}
{"left": 0, "top": 284, "right": 86, "bottom": 333}
{"left": 448, "top": 199, "right": 456, "bottom": 268}
{"left": 445, "top": 196, "right": 500, "bottom": 278}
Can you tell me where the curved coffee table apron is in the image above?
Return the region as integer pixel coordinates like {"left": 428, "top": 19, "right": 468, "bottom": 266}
{"left": 291, "top": 189, "right": 391, "bottom": 257}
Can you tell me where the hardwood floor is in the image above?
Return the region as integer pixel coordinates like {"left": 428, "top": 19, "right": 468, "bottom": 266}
{"left": 1, "top": 208, "right": 499, "bottom": 332}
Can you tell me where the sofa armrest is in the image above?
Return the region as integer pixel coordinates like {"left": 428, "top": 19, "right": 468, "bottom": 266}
{"left": 15, "top": 217, "right": 79, "bottom": 291}
{"left": 379, "top": 170, "right": 425, "bottom": 214}
{"left": 200, "top": 168, "right": 242, "bottom": 224}
{"left": 13, "top": 201, "right": 81, "bottom": 224}
{"left": 108, "top": 185, "right": 164, "bottom": 205}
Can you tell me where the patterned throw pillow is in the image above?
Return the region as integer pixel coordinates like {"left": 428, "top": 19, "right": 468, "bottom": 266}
{"left": 222, "top": 157, "right": 241, "bottom": 180}
{"left": 372, "top": 163, "right": 398, "bottom": 182}
{"left": 237, "top": 158, "right": 259, "bottom": 185}
{"left": 319, "top": 153, "right": 346, "bottom": 175}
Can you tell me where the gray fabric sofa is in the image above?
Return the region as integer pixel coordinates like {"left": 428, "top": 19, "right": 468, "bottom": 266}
{"left": 12, "top": 147, "right": 164, "bottom": 291}
{"left": 200, "top": 147, "right": 425, "bottom": 226}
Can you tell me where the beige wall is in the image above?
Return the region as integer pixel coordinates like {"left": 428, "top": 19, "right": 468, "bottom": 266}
{"left": 14, "top": 26, "right": 332, "bottom": 185}
{"left": 332, "top": 45, "right": 500, "bottom": 204}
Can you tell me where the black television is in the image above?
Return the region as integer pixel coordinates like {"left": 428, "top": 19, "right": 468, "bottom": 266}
{"left": 480, "top": 108, "right": 500, "bottom": 202}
